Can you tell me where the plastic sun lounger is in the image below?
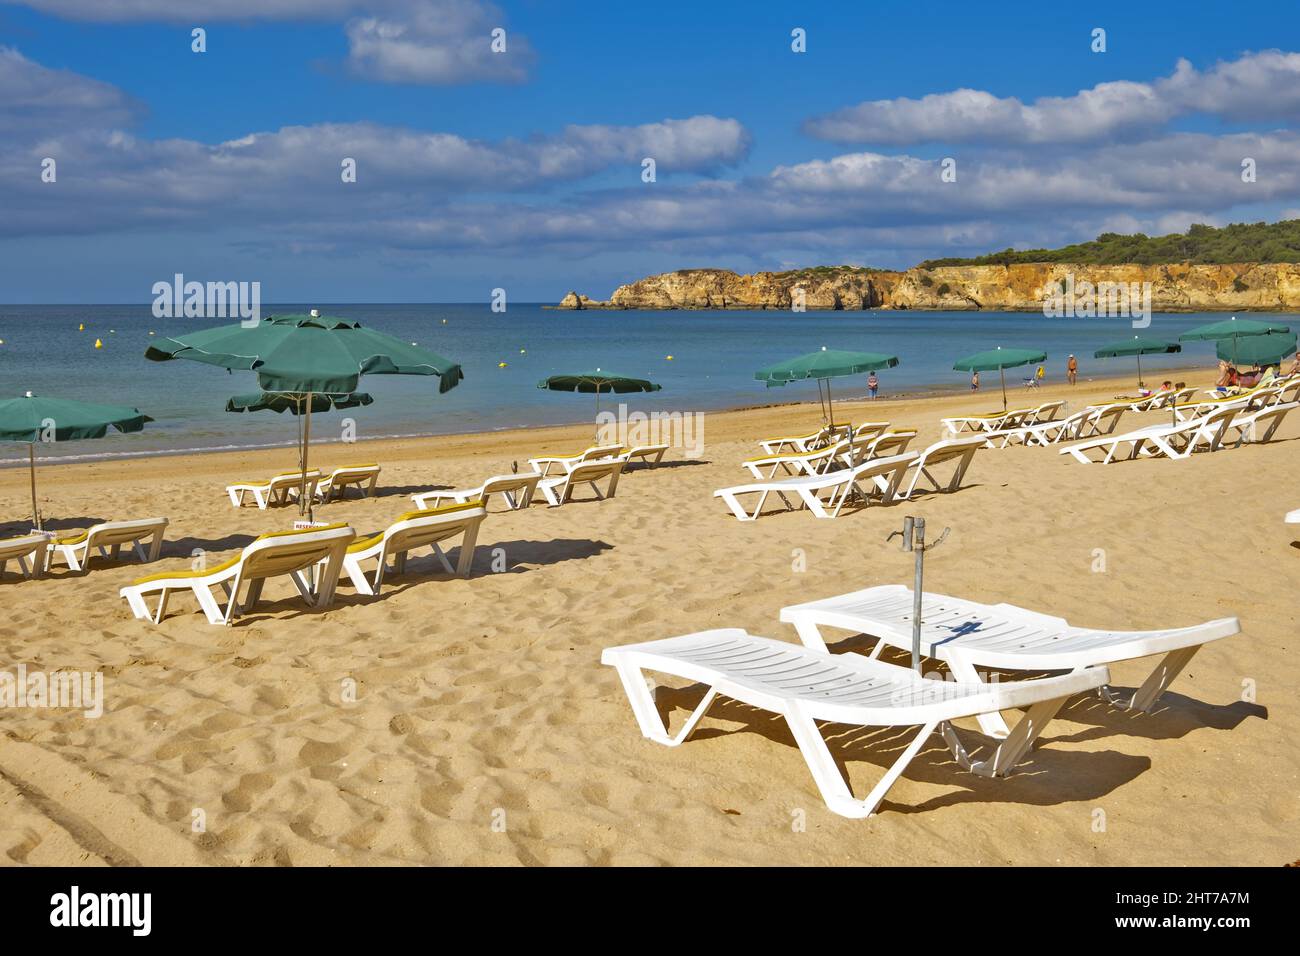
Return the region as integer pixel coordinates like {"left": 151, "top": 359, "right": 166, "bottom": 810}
{"left": 312, "top": 464, "right": 381, "bottom": 502}
{"left": 227, "top": 470, "right": 322, "bottom": 509}
{"left": 941, "top": 409, "right": 1026, "bottom": 436}
{"left": 528, "top": 444, "right": 625, "bottom": 478}
{"left": 984, "top": 407, "right": 1090, "bottom": 448}
{"left": 714, "top": 453, "right": 916, "bottom": 521}
{"left": 412, "top": 471, "right": 542, "bottom": 511}
{"left": 602, "top": 629, "right": 1108, "bottom": 819}
{"left": 1059, "top": 406, "right": 1237, "bottom": 463}
{"left": 624, "top": 444, "right": 670, "bottom": 468}
{"left": 538, "top": 456, "right": 625, "bottom": 506}
{"left": 758, "top": 423, "right": 850, "bottom": 455}
{"left": 895, "top": 437, "right": 983, "bottom": 499}
{"left": 1025, "top": 400, "right": 1064, "bottom": 423}
{"left": 119, "top": 523, "right": 355, "bottom": 625}
{"left": 1224, "top": 401, "right": 1298, "bottom": 445}
{"left": 49, "top": 517, "right": 168, "bottom": 572}
{"left": 0, "top": 533, "right": 50, "bottom": 580}
{"left": 742, "top": 434, "right": 880, "bottom": 480}
{"left": 334, "top": 502, "right": 485, "bottom": 596}
{"left": 780, "top": 584, "right": 1239, "bottom": 739}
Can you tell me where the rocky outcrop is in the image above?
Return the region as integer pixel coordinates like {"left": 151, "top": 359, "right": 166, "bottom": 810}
{"left": 555, "top": 263, "right": 1300, "bottom": 311}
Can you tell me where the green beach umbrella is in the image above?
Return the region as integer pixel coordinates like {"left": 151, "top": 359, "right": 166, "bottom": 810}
{"left": 1214, "top": 331, "right": 1297, "bottom": 367}
{"left": 953, "top": 347, "right": 1047, "bottom": 410}
{"left": 1093, "top": 336, "right": 1181, "bottom": 389}
{"left": 537, "top": 370, "right": 662, "bottom": 439}
{"left": 1179, "top": 316, "right": 1291, "bottom": 368}
{"left": 224, "top": 391, "right": 374, "bottom": 415}
{"left": 147, "top": 311, "right": 463, "bottom": 516}
{"left": 0, "top": 392, "right": 153, "bottom": 530}
{"left": 146, "top": 313, "right": 463, "bottom": 394}
{"left": 755, "top": 348, "right": 900, "bottom": 426}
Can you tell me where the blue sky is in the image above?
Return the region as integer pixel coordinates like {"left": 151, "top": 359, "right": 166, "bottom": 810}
{"left": 3, "top": 0, "right": 1300, "bottom": 302}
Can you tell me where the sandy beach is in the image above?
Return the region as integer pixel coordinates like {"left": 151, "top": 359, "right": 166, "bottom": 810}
{"left": 1, "top": 366, "right": 1296, "bottom": 867}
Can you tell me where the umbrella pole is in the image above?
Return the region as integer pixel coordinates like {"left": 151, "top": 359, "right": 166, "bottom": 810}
{"left": 301, "top": 392, "right": 313, "bottom": 520}
{"left": 594, "top": 384, "right": 601, "bottom": 442}
{"left": 999, "top": 367, "right": 1007, "bottom": 411}
{"left": 1136, "top": 353, "right": 1143, "bottom": 389}
{"left": 826, "top": 378, "right": 835, "bottom": 430}
{"left": 29, "top": 444, "right": 40, "bottom": 531}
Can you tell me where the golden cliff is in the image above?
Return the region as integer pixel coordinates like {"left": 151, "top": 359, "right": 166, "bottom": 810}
{"left": 555, "top": 263, "right": 1300, "bottom": 311}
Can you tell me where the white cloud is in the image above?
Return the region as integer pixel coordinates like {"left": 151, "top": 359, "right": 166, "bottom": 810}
{"left": 344, "top": 0, "right": 532, "bottom": 85}
{"left": 0, "top": 46, "right": 139, "bottom": 134}
{"left": 16, "top": 0, "right": 535, "bottom": 86}
{"left": 804, "top": 50, "right": 1300, "bottom": 145}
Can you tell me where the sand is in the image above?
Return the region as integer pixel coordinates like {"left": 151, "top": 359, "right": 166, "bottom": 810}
{"left": 1, "top": 367, "right": 1297, "bottom": 866}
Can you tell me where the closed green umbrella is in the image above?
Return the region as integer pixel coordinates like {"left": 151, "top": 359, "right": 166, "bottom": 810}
{"left": 0, "top": 392, "right": 153, "bottom": 530}
{"left": 953, "top": 347, "right": 1047, "bottom": 410}
{"left": 1215, "top": 331, "right": 1297, "bottom": 368}
{"left": 538, "top": 370, "right": 662, "bottom": 439}
{"left": 1179, "top": 316, "right": 1291, "bottom": 368}
{"left": 1093, "top": 336, "right": 1181, "bottom": 389}
{"left": 755, "top": 348, "right": 900, "bottom": 427}
{"left": 147, "top": 311, "right": 462, "bottom": 516}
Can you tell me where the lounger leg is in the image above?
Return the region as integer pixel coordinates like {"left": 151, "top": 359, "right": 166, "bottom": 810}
{"left": 1102, "top": 645, "right": 1201, "bottom": 712}
{"left": 788, "top": 619, "right": 830, "bottom": 653}
{"left": 60, "top": 546, "right": 82, "bottom": 572}
{"left": 785, "top": 702, "right": 939, "bottom": 818}
{"left": 944, "top": 655, "right": 1012, "bottom": 739}
{"left": 192, "top": 585, "right": 225, "bottom": 625}
{"left": 455, "top": 524, "right": 480, "bottom": 576}
{"left": 612, "top": 661, "right": 718, "bottom": 746}
{"left": 720, "top": 491, "right": 758, "bottom": 521}
{"left": 122, "top": 588, "right": 150, "bottom": 620}
{"left": 941, "top": 694, "right": 1068, "bottom": 777}
{"left": 430, "top": 542, "right": 455, "bottom": 575}
{"left": 343, "top": 556, "right": 376, "bottom": 596}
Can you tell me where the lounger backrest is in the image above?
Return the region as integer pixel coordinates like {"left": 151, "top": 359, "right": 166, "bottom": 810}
{"left": 1034, "top": 401, "right": 1063, "bottom": 420}
{"left": 868, "top": 431, "right": 917, "bottom": 457}
{"left": 328, "top": 465, "right": 379, "bottom": 480}
{"left": 271, "top": 470, "right": 321, "bottom": 487}
{"left": 241, "top": 523, "right": 355, "bottom": 579}
{"left": 85, "top": 518, "right": 168, "bottom": 548}
{"left": 568, "top": 458, "right": 624, "bottom": 482}
{"left": 383, "top": 503, "right": 487, "bottom": 552}
{"left": 482, "top": 472, "right": 541, "bottom": 494}
{"left": 0, "top": 534, "right": 48, "bottom": 560}
{"left": 582, "top": 445, "right": 625, "bottom": 462}
{"left": 920, "top": 437, "right": 983, "bottom": 462}
{"left": 852, "top": 421, "right": 890, "bottom": 438}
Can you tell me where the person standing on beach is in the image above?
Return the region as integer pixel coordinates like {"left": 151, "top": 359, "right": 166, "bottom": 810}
{"left": 971, "top": 370, "right": 980, "bottom": 391}
{"left": 867, "top": 372, "right": 879, "bottom": 399}
{"left": 1067, "top": 354, "right": 1078, "bottom": 385}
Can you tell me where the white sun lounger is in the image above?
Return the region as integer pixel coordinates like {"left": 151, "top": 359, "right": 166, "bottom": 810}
{"left": 780, "top": 584, "right": 1239, "bottom": 738}
{"left": 758, "top": 423, "right": 850, "bottom": 455}
{"left": 311, "top": 464, "right": 381, "bottom": 502}
{"left": 1224, "top": 401, "right": 1298, "bottom": 445}
{"left": 227, "top": 470, "right": 321, "bottom": 509}
{"left": 49, "top": 517, "right": 168, "bottom": 572}
{"left": 985, "top": 406, "right": 1098, "bottom": 448}
{"left": 120, "top": 523, "right": 355, "bottom": 625}
{"left": 1025, "top": 400, "right": 1064, "bottom": 423}
{"left": 715, "top": 453, "right": 916, "bottom": 521}
{"left": 941, "top": 407, "right": 1033, "bottom": 436}
{"left": 412, "top": 471, "right": 542, "bottom": 511}
{"left": 742, "top": 433, "right": 885, "bottom": 480}
{"left": 0, "top": 533, "right": 50, "bottom": 580}
{"left": 602, "top": 629, "right": 1108, "bottom": 818}
{"left": 896, "top": 437, "right": 983, "bottom": 499}
{"left": 528, "top": 444, "right": 625, "bottom": 478}
{"left": 624, "top": 444, "right": 670, "bottom": 468}
{"left": 538, "top": 456, "right": 625, "bottom": 506}
{"left": 1059, "top": 406, "right": 1237, "bottom": 463}
{"left": 335, "top": 503, "right": 485, "bottom": 596}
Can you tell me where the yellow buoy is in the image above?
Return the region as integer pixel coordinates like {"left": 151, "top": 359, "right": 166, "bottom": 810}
{"left": 78, "top": 323, "right": 85, "bottom": 331}
{"left": 666, "top": 355, "right": 674, "bottom": 360}
{"left": 498, "top": 362, "right": 508, "bottom": 368}
{"left": 94, "top": 338, "right": 103, "bottom": 349}
{"left": 519, "top": 348, "right": 526, "bottom": 354}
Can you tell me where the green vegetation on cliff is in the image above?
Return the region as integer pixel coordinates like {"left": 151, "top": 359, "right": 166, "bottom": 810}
{"left": 920, "top": 220, "right": 1300, "bottom": 267}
